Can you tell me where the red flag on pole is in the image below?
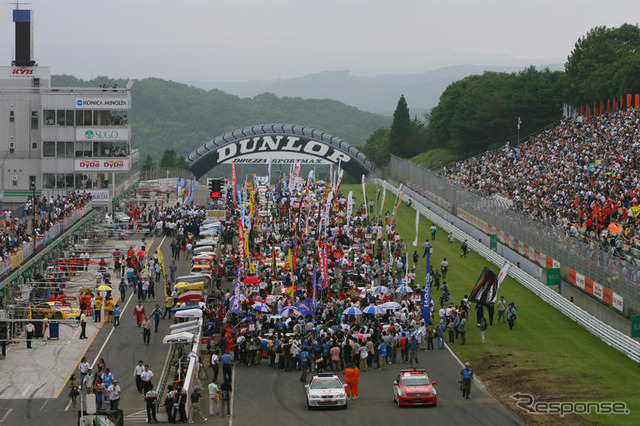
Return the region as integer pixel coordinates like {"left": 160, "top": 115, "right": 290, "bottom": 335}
{"left": 628, "top": 94, "right": 633, "bottom": 108}
{"left": 636, "top": 94, "right": 639, "bottom": 109}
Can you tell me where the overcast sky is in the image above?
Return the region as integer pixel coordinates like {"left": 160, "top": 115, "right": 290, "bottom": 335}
{"left": 1, "top": 0, "right": 636, "bottom": 81}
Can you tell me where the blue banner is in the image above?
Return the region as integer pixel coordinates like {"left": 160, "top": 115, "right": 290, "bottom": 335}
{"left": 188, "top": 177, "right": 196, "bottom": 206}
{"left": 422, "top": 250, "right": 432, "bottom": 324}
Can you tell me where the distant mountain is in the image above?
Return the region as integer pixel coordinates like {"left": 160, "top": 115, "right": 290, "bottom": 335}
{"left": 183, "top": 64, "right": 563, "bottom": 114}
{"left": 51, "top": 75, "right": 391, "bottom": 163}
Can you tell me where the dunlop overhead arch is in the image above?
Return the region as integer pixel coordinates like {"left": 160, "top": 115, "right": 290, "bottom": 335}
{"left": 187, "top": 124, "right": 376, "bottom": 178}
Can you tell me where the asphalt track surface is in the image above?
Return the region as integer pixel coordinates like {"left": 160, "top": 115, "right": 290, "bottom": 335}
{"left": 0, "top": 233, "right": 187, "bottom": 425}
{"left": 0, "top": 209, "right": 522, "bottom": 425}
{"left": 232, "top": 348, "right": 522, "bottom": 426}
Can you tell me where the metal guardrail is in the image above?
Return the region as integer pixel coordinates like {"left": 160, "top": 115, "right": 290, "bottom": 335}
{"left": 373, "top": 178, "right": 640, "bottom": 364}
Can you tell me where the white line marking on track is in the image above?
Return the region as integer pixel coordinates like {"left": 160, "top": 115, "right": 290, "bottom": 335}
{"left": 0, "top": 408, "right": 12, "bottom": 422}
{"left": 21, "top": 385, "right": 32, "bottom": 397}
{"left": 39, "top": 398, "right": 50, "bottom": 411}
{"left": 229, "top": 364, "right": 236, "bottom": 426}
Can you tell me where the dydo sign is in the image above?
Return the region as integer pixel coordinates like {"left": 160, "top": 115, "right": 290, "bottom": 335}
{"left": 75, "top": 159, "right": 131, "bottom": 172}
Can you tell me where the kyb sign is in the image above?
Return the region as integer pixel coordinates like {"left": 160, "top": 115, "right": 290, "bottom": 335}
{"left": 76, "top": 128, "right": 129, "bottom": 141}
{"left": 215, "top": 136, "right": 351, "bottom": 165}
{"left": 75, "top": 159, "right": 130, "bottom": 172}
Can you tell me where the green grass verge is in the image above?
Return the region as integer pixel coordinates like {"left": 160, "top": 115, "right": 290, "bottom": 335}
{"left": 410, "top": 148, "right": 460, "bottom": 170}
{"left": 344, "top": 183, "right": 639, "bottom": 425}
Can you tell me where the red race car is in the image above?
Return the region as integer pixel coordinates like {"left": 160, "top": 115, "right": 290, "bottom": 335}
{"left": 393, "top": 368, "right": 437, "bottom": 407}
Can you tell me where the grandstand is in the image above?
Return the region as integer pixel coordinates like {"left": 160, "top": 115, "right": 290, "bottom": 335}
{"left": 442, "top": 107, "right": 640, "bottom": 257}
{"left": 389, "top": 104, "right": 640, "bottom": 319}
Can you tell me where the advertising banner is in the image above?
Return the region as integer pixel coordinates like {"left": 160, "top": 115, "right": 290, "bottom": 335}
{"left": 75, "top": 158, "right": 130, "bottom": 172}
{"left": 75, "top": 97, "right": 129, "bottom": 109}
{"left": 87, "top": 190, "right": 110, "bottom": 203}
{"left": 76, "top": 128, "right": 129, "bottom": 141}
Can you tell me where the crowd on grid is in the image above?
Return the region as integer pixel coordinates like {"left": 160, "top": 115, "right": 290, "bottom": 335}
{"left": 0, "top": 191, "right": 92, "bottom": 264}
{"left": 65, "top": 177, "right": 502, "bottom": 422}
{"left": 190, "top": 178, "right": 505, "bottom": 413}
{"left": 441, "top": 108, "right": 640, "bottom": 252}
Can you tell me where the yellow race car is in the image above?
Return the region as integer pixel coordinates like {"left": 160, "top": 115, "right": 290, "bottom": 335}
{"left": 31, "top": 301, "right": 81, "bottom": 320}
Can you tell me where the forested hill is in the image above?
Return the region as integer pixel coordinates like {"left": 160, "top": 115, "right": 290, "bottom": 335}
{"left": 51, "top": 75, "right": 391, "bottom": 162}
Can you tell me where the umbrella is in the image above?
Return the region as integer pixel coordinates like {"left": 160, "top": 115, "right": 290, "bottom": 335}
{"left": 97, "top": 285, "right": 112, "bottom": 291}
{"left": 280, "top": 306, "right": 302, "bottom": 318}
{"left": 372, "top": 286, "right": 391, "bottom": 294}
{"left": 607, "top": 223, "right": 623, "bottom": 233}
{"left": 395, "top": 285, "right": 414, "bottom": 293}
{"left": 243, "top": 276, "right": 260, "bottom": 285}
{"left": 342, "top": 306, "right": 363, "bottom": 315}
{"left": 380, "top": 301, "right": 401, "bottom": 310}
{"left": 136, "top": 250, "right": 146, "bottom": 257}
{"left": 362, "top": 305, "right": 385, "bottom": 315}
{"left": 252, "top": 302, "right": 271, "bottom": 313}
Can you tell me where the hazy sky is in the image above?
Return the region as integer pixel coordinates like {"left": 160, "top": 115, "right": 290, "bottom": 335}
{"left": 1, "top": 0, "right": 636, "bottom": 81}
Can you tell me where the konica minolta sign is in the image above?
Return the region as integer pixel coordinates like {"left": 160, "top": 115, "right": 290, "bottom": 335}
{"left": 75, "top": 98, "right": 129, "bottom": 109}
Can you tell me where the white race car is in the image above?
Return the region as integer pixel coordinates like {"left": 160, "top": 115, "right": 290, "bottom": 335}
{"left": 305, "top": 373, "right": 348, "bottom": 410}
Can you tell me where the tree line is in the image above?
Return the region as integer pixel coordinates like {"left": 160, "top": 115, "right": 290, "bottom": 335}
{"left": 363, "top": 23, "right": 640, "bottom": 168}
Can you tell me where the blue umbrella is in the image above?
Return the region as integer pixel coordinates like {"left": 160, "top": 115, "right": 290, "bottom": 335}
{"left": 372, "top": 286, "right": 391, "bottom": 294}
{"left": 252, "top": 302, "right": 271, "bottom": 313}
{"left": 342, "top": 306, "right": 363, "bottom": 315}
{"left": 280, "top": 306, "right": 302, "bottom": 318}
{"left": 395, "top": 285, "right": 414, "bottom": 293}
{"left": 362, "top": 305, "right": 385, "bottom": 315}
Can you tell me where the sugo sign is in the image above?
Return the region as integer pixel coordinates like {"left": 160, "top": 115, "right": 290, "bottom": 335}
{"left": 76, "top": 128, "right": 129, "bottom": 141}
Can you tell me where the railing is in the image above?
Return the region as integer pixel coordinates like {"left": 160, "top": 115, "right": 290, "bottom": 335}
{"left": 0, "top": 205, "right": 93, "bottom": 284}
{"left": 374, "top": 178, "right": 640, "bottom": 363}
{"left": 388, "top": 155, "right": 640, "bottom": 317}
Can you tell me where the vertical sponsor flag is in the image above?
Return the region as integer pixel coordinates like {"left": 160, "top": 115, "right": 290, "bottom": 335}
{"left": 237, "top": 219, "right": 245, "bottom": 276}
{"left": 361, "top": 175, "right": 368, "bottom": 218}
{"left": 379, "top": 182, "right": 386, "bottom": 216}
{"left": 375, "top": 187, "right": 381, "bottom": 218}
{"left": 422, "top": 250, "right": 432, "bottom": 324}
{"left": 267, "top": 158, "right": 272, "bottom": 184}
{"left": 517, "top": 117, "right": 522, "bottom": 130}
{"left": 413, "top": 209, "right": 420, "bottom": 247}
{"left": 311, "top": 265, "right": 317, "bottom": 309}
{"left": 393, "top": 190, "right": 404, "bottom": 217}
{"left": 287, "top": 248, "right": 294, "bottom": 274}
{"left": 231, "top": 161, "right": 238, "bottom": 207}
{"left": 176, "top": 176, "right": 182, "bottom": 197}
{"left": 346, "top": 191, "right": 353, "bottom": 224}
{"left": 157, "top": 248, "right": 167, "bottom": 297}
{"left": 230, "top": 269, "right": 241, "bottom": 313}
{"left": 189, "top": 177, "right": 196, "bottom": 206}
{"left": 493, "top": 262, "right": 512, "bottom": 302}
